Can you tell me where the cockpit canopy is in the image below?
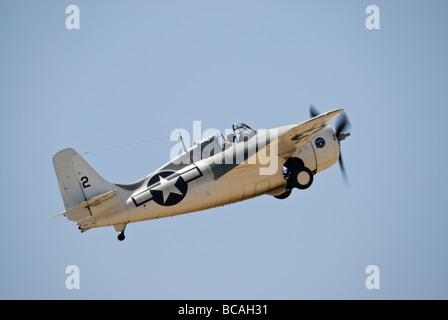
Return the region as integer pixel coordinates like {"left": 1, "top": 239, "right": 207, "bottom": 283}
{"left": 163, "top": 123, "right": 257, "bottom": 171}
{"left": 232, "top": 123, "right": 257, "bottom": 143}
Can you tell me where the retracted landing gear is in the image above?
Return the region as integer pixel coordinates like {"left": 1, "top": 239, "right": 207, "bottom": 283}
{"left": 289, "top": 166, "right": 313, "bottom": 190}
{"left": 274, "top": 189, "right": 292, "bottom": 200}
{"left": 275, "top": 158, "right": 314, "bottom": 199}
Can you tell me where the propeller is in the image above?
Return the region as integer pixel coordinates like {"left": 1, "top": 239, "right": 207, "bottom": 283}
{"left": 309, "top": 104, "right": 320, "bottom": 118}
{"left": 309, "top": 104, "right": 351, "bottom": 186}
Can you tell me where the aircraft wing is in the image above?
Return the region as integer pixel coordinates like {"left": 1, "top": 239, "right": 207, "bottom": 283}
{"left": 213, "top": 109, "right": 343, "bottom": 180}
{"left": 275, "top": 109, "right": 343, "bottom": 159}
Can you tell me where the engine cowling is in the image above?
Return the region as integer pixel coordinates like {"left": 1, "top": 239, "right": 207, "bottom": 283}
{"left": 294, "top": 125, "right": 340, "bottom": 174}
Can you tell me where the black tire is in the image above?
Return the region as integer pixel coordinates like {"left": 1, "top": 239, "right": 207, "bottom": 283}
{"left": 117, "top": 233, "right": 125, "bottom": 241}
{"left": 274, "top": 189, "right": 292, "bottom": 199}
{"left": 290, "top": 167, "right": 313, "bottom": 190}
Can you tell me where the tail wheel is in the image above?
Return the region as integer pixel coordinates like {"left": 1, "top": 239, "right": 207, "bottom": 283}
{"left": 290, "top": 167, "right": 313, "bottom": 190}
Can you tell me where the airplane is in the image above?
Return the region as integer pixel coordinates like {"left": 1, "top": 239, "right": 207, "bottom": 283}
{"left": 52, "top": 106, "right": 351, "bottom": 241}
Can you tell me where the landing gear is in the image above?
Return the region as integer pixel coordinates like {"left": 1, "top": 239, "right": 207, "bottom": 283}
{"left": 283, "top": 157, "right": 314, "bottom": 191}
{"left": 274, "top": 189, "right": 292, "bottom": 199}
{"left": 274, "top": 157, "right": 315, "bottom": 200}
{"left": 290, "top": 166, "right": 313, "bottom": 190}
{"left": 114, "top": 223, "right": 127, "bottom": 241}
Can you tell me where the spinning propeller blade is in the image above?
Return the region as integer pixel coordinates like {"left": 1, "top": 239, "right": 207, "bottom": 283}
{"left": 309, "top": 104, "right": 351, "bottom": 186}
{"left": 309, "top": 104, "right": 320, "bottom": 118}
{"left": 338, "top": 153, "right": 349, "bottom": 187}
{"left": 335, "top": 112, "right": 351, "bottom": 141}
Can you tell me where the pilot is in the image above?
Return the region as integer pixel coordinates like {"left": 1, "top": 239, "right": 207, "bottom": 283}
{"left": 222, "top": 133, "right": 236, "bottom": 150}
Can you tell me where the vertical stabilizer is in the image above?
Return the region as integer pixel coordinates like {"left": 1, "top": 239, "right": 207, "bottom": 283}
{"left": 53, "top": 148, "right": 117, "bottom": 212}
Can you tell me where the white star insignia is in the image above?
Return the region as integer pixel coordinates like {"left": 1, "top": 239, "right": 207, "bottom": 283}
{"left": 151, "top": 176, "right": 184, "bottom": 204}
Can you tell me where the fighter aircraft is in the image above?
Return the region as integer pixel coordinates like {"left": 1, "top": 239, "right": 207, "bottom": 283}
{"left": 52, "top": 107, "right": 351, "bottom": 241}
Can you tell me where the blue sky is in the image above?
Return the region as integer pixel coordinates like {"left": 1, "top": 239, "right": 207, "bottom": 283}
{"left": 1, "top": 0, "right": 447, "bottom": 299}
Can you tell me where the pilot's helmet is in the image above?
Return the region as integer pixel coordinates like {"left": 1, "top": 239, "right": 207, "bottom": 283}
{"left": 226, "top": 133, "right": 235, "bottom": 141}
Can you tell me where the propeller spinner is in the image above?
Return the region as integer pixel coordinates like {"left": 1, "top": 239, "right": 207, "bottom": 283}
{"left": 309, "top": 104, "right": 351, "bottom": 186}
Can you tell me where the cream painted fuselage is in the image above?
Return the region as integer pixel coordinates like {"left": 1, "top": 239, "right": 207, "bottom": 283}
{"left": 89, "top": 125, "right": 339, "bottom": 232}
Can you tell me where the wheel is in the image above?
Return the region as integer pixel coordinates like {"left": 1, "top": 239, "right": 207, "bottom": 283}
{"left": 290, "top": 167, "right": 313, "bottom": 190}
{"left": 274, "top": 189, "right": 292, "bottom": 199}
{"left": 117, "top": 232, "right": 125, "bottom": 241}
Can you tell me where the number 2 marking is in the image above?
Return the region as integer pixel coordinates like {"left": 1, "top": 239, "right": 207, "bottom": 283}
{"left": 80, "top": 176, "right": 91, "bottom": 188}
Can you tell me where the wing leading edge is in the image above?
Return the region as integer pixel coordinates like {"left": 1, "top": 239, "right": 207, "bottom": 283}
{"left": 213, "top": 109, "right": 344, "bottom": 180}
{"left": 276, "top": 108, "right": 344, "bottom": 159}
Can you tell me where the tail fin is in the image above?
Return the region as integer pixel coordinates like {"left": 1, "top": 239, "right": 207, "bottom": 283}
{"left": 53, "top": 148, "right": 117, "bottom": 224}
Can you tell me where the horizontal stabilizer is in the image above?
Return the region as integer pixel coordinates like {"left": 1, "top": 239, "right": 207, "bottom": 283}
{"left": 51, "top": 212, "right": 64, "bottom": 220}
{"left": 69, "top": 189, "right": 118, "bottom": 211}
{"left": 57, "top": 189, "right": 118, "bottom": 221}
